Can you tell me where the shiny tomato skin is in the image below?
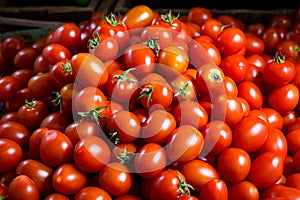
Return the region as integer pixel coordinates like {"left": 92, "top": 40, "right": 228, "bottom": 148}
{"left": 286, "top": 129, "right": 300, "bottom": 155}
{"left": 0, "top": 76, "right": 21, "bottom": 102}
{"left": 1, "top": 36, "right": 26, "bottom": 64}
{"left": 199, "top": 178, "right": 228, "bottom": 200}
{"left": 73, "top": 135, "right": 111, "bottom": 173}
{"left": 28, "top": 127, "right": 49, "bottom": 160}
{"left": 14, "top": 46, "right": 40, "bottom": 70}
{"left": 98, "top": 162, "right": 133, "bottom": 196}
{"left": 200, "top": 18, "right": 222, "bottom": 40}
{"left": 50, "top": 59, "right": 75, "bottom": 90}
{"left": 261, "top": 184, "right": 300, "bottom": 200}
{"left": 39, "top": 129, "right": 73, "bottom": 167}
{"left": 42, "top": 43, "right": 72, "bottom": 66}
{"left": 285, "top": 173, "right": 300, "bottom": 190}
{"left": 217, "top": 147, "right": 251, "bottom": 184}
{"left": 220, "top": 54, "right": 248, "bottom": 83}
{"left": 33, "top": 54, "right": 50, "bottom": 74}
{"left": 28, "top": 72, "right": 57, "bottom": 99}
{"left": 187, "top": 7, "right": 212, "bottom": 26}
{"left": 73, "top": 186, "right": 112, "bottom": 200}
{"left": 247, "top": 151, "right": 284, "bottom": 189}
{"left": 122, "top": 5, "right": 153, "bottom": 29}
{"left": 228, "top": 181, "right": 259, "bottom": 200}
{"left": 52, "top": 163, "right": 87, "bottom": 195}
{"left": 261, "top": 107, "right": 283, "bottom": 130}
{"left": 0, "top": 138, "right": 22, "bottom": 173}
{"left": 140, "top": 24, "right": 173, "bottom": 49}
{"left": 11, "top": 69, "right": 34, "bottom": 89}
{"left": 276, "top": 40, "right": 299, "bottom": 59}
{"left": 44, "top": 193, "right": 70, "bottom": 200}
{"left": 244, "top": 34, "right": 265, "bottom": 56}
{"left": 261, "top": 27, "right": 282, "bottom": 54}
{"left": 7, "top": 174, "right": 39, "bottom": 200}
{"left": 237, "top": 81, "right": 263, "bottom": 110}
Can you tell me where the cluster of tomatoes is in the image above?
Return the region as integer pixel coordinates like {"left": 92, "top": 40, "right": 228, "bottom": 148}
{"left": 1, "top": 4, "right": 300, "bottom": 200}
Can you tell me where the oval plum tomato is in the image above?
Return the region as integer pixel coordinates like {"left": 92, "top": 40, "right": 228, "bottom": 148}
{"left": 199, "top": 18, "right": 222, "bottom": 40}
{"left": 16, "top": 99, "right": 49, "bottom": 130}
{"left": 44, "top": 193, "right": 70, "bottom": 200}
{"left": 262, "top": 54, "right": 296, "bottom": 86}
{"left": 172, "top": 100, "right": 208, "bottom": 130}
{"left": 246, "top": 23, "right": 265, "bottom": 37}
{"left": 98, "top": 162, "right": 133, "bottom": 196}
{"left": 33, "top": 54, "right": 50, "bottom": 73}
{"left": 201, "top": 120, "right": 232, "bottom": 155}
{"left": 189, "top": 39, "right": 215, "bottom": 70}
{"left": 7, "top": 175, "right": 39, "bottom": 200}
{"left": 52, "top": 163, "right": 87, "bottom": 195}
{"left": 88, "top": 32, "right": 119, "bottom": 62}
{"left": 14, "top": 46, "right": 40, "bottom": 69}
{"left": 39, "top": 111, "right": 71, "bottom": 132}
{"left": 11, "top": 69, "right": 34, "bottom": 89}
{"left": 179, "top": 159, "right": 220, "bottom": 192}
{"left": 261, "top": 107, "right": 283, "bottom": 130}
{"left": 28, "top": 127, "right": 49, "bottom": 160}
{"left": 223, "top": 76, "right": 238, "bottom": 97}
{"left": 73, "top": 135, "right": 111, "bottom": 173}
{"left": 134, "top": 143, "right": 167, "bottom": 179}
{"left": 0, "top": 75, "right": 20, "bottom": 102}
{"left": 166, "top": 125, "right": 204, "bottom": 163}
{"left": 217, "top": 14, "right": 245, "bottom": 30}
{"left": 286, "top": 129, "right": 300, "bottom": 155}
{"left": 217, "top": 147, "right": 251, "bottom": 184}
{"left": 1, "top": 36, "right": 26, "bottom": 64}
{"left": 228, "top": 181, "right": 259, "bottom": 200}
{"left": 195, "top": 40, "right": 222, "bottom": 66}
{"left": 28, "top": 72, "right": 57, "bottom": 99}
{"left": 16, "top": 159, "right": 54, "bottom": 197}
{"left": 0, "top": 138, "right": 22, "bottom": 172}
{"left": 42, "top": 43, "right": 72, "bottom": 66}
{"left": 268, "top": 83, "right": 299, "bottom": 114}
{"left": 0, "top": 121, "right": 30, "bottom": 150}
{"left": 269, "top": 14, "right": 293, "bottom": 29}
{"left": 140, "top": 24, "right": 173, "bottom": 49}
{"left": 142, "top": 109, "right": 176, "bottom": 144}
{"left": 247, "top": 151, "right": 284, "bottom": 189}
{"left": 261, "top": 184, "right": 300, "bottom": 200}
{"left": 73, "top": 186, "right": 112, "bottom": 200}
{"left": 122, "top": 5, "right": 153, "bottom": 29}
{"left": 237, "top": 81, "right": 263, "bottom": 110}
{"left": 215, "top": 27, "right": 246, "bottom": 56}
{"left": 187, "top": 7, "right": 212, "bottom": 26}
{"left": 244, "top": 34, "right": 265, "bottom": 56}
{"left": 71, "top": 53, "right": 108, "bottom": 87}
{"left": 50, "top": 59, "right": 75, "bottom": 89}
{"left": 51, "top": 23, "right": 81, "bottom": 54}
{"left": 285, "top": 173, "right": 300, "bottom": 190}
{"left": 39, "top": 129, "right": 73, "bottom": 167}
{"left": 232, "top": 116, "right": 269, "bottom": 152}
{"left": 276, "top": 40, "right": 299, "bottom": 60}
{"left": 199, "top": 178, "right": 228, "bottom": 200}
{"left": 261, "top": 27, "right": 282, "bottom": 54}
{"left": 149, "top": 170, "right": 192, "bottom": 200}
{"left": 220, "top": 54, "right": 248, "bottom": 83}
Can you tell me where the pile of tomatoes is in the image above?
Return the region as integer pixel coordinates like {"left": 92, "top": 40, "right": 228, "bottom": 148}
{"left": 1, "top": 4, "right": 300, "bottom": 200}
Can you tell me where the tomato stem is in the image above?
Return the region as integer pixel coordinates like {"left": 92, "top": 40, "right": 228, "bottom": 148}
{"left": 112, "top": 68, "right": 138, "bottom": 88}
{"left": 51, "top": 91, "right": 62, "bottom": 111}
{"left": 138, "top": 85, "right": 153, "bottom": 108}
{"left": 25, "top": 99, "right": 37, "bottom": 108}
{"left": 62, "top": 59, "right": 72, "bottom": 73}
{"left": 172, "top": 82, "right": 189, "bottom": 99}
{"left": 77, "top": 105, "right": 107, "bottom": 126}
{"left": 0, "top": 195, "right": 8, "bottom": 200}
{"left": 274, "top": 51, "right": 286, "bottom": 63}
{"left": 177, "top": 171, "right": 194, "bottom": 196}
{"left": 109, "top": 131, "right": 120, "bottom": 145}
{"left": 87, "top": 31, "right": 100, "bottom": 53}
{"left": 161, "top": 10, "right": 180, "bottom": 26}
{"left": 105, "top": 12, "right": 123, "bottom": 27}
{"left": 115, "top": 146, "right": 135, "bottom": 164}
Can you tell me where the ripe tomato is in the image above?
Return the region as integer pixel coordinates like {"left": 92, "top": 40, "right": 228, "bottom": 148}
{"left": 6, "top": 87, "right": 34, "bottom": 113}
{"left": 199, "top": 178, "right": 228, "bottom": 200}
{"left": 199, "top": 18, "right": 222, "bottom": 40}
{"left": 187, "top": 7, "right": 212, "bottom": 26}
{"left": 261, "top": 184, "right": 300, "bottom": 200}
{"left": 50, "top": 59, "right": 75, "bottom": 89}
{"left": 73, "top": 186, "right": 112, "bottom": 200}
{"left": 217, "top": 147, "right": 251, "bottom": 183}
{"left": 42, "top": 43, "right": 72, "bottom": 66}
{"left": 285, "top": 173, "right": 300, "bottom": 190}
{"left": 122, "top": 5, "right": 153, "bottom": 29}
{"left": 134, "top": 143, "right": 167, "bottom": 179}
{"left": 39, "top": 111, "right": 71, "bottom": 132}
{"left": 39, "top": 129, "right": 73, "bottom": 167}
{"left": 73, "top": 135, "right": 111, "bottom": 173}
{"left": 1, "top": 36, "right": 26, "bottom": 64}
{"left": 0, "top": 138, "right": 22, "bottom": 172}
{"left": 247, "top": 151, "right": 284, "bottom": 189}
{"left": 261, "top": 27, "right": 282, "bottom": 53}
{"left": 228, "top": 181, "right": 259, "bottom": 200}
{"left": 52, "top": 163, "right": 87, "bottom": 195}
{"left": 33, "top": 54, "right": 50, "bottom": 73}
{"left": 28, "top": 72, "right": 57, "bottom": 99}
{"left": 28, "top": 127, "right": 49, "bottom": 159}
{"left": 149, "top": 170, "right": 192, "bottom": 200}
{"left": 0, "top": 75, "right": 21, "bottom": 102}
{"left": 237, "top": 81, "right": 263, "bottom": 110}
{"left": 220, "top": 54, "right": 248, "bottom": 83}
{"left": 98, "top": 162, "right": 133, "bottom": 196}
{"left": 156, "top": 10, "right": 182, "bottom": 33}
{"left": 13, "top": 46, "right": 40, "bottom": 69}
{"left": 246, "top": 23, "right": 265, "bottom": 37}
{"left": 7, "top": 175, "right": 39, "bottom": 200}
{"left": 276, "top": 40, "right": 299, "bottom": 59}
{"left": 71, "top": 53, "right": 108, "bottom": 87}
{"left": 166, "top": 125, "right": 204, "bottom": 163}
{"left": 140, "top": 24, "right": 173, "bottom": 49}
{"left": 11, "top": 69, "right": 34, "bottom": 89}
{"left": 44, "top": 193, "right": 70, "bottom": 200}
{"left": 244, "top": 34, "right": 265, "bottom": 56}
{"left": 286, "top": 129, "right": 300, "bottom": 155}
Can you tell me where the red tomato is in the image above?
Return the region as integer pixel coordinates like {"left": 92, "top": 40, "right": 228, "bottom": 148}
{"left": 261, "top": 184, "right": 300, "bottom": 200}
{"left": 122, "top": 5, "right": 153, "bottom": 29}
{"left": 232, "top": 116, "right": 269, "bottom": 152}
{"left": 247, "top": 151, "right": 284, "bottom": 189}
{"left": 7, "top": 175, "right": 39, "bottom": 200}
{"left": 200, "top": 18, "right": 222, "bottom": 40}
{"left": 98, "top": 162, "right": 133, "bottom": 196}
{"left": 269, "top": 14, "right": 293, "bottom": 29}
{"left": 1, "top": 36, "right": 26, "bottom": 64}
{"left": 286, "top": 129, "right": 300, "bottom": 155}
{"left": 246, "top": 23, "right": 265, "bottom": 38}
{"left": 28, "top": 72, "right": 57, "bottom": 99}
{"left": 50, "top": 59, "right": 75, "bottom": 89}
{"left": 14, "top": 46, "right": 40, "bottom": 69}
{"left": 217, "top": 147, "right": 251, "bottom": 183}
{"left": 261, "top": 107, "right": 283, "bottom": 130}
{"left": 237, "top": 81, "right": 263, "bottom": 110}
{"left": 134, "top": 143, "right": 167, "bottom": 179}
{"left": 156, "top": 10, "right": 182, "bottom": 33}
{"left": 0, "top": 184, "right": 7, "bottom": 199}
{"left": 39, "top": 111, "right": 71, "bottom": 132}
{"left": 11, "top": 69, "right": 34, "bottom": 89}
{"left": 179, "top": 159, "right": 220, "bottom": 192}
{"left": 276, "top": 40, "right": 299, "bottom": 59}
{"left": 33, "top": 54, "right": 50, "bottom": 73}
{"left": 140, "top": 24, "right": 173, "bottom": 49}
{"left": 220, "top": 54, "right": 248, "bottom": 83}
{"left": 228, "top": 181, "right": 259, "bottom": 200}
{"left": 285, "top": 173, "right": 300, "bottom": 190}
{"left": 261, "top": 27, "right": 282, "bottom": 53}
{"left": 0, "top": 75, "right": 21, "bottom": 102}
{"left": 52, "top": 163, "right": 87, "bottom": 195}
{"left": 187, "top": 7, "right": 212, "bottom": 26}
{"left": 29, "top": 127, "right": 49, "bottom": 160}
{"left": 73, "top": 186, "right": 112, "bottom": 200}
{"left": 0, "top": 138, "right": 22, "bottom": 172}
{"left": 39, "top": 129, "right": 73, "bottom": 167}
{"left": 44, "top": 193, "right": 70, "bottom": 200}
{"left": 171, "top": 73, "right": 199, "bottom": 102}
{"left": 73, "top": 135, "right": 111, "bottom": 173}
{"left": 244, "top": 34, "right": 265, "bottom": 56}
{"left": 166, "top": 125, "right": 204, "bottom": 163}
{"left": 42, "top": 43, "right": 72, "bottom": 66}
{"left": 199, "top": 178, "right": 228, "bottom": 200}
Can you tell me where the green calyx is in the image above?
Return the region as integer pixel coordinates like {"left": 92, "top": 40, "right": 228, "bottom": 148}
{"left": 77, "top": 105, "right": 107, "bottom": 126}
{"left": 161, "top": 10, "right": 180, "bottom": 26}
{"left": 105, "top": 12, "right": 123, "bottom": 27}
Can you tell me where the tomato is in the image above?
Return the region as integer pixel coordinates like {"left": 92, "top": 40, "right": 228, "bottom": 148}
{"left": 11, "top": 69, "right": 34, "bottom": 89}
{"left": 247, "top": 151, "right": 284, "bottom": 189}
{"left": 73, "top": 186, "right": 112, "bottom": 200}
{"left": 268, "top": 83, "right": 299, "bottom": 114}
{"left": 71, "top": 53, "right": 108, "bottom": 87}
{"left": 293, "top": 150, "right": 300, "bottom": 172}
{"left": 59, "top": 83, "right": 79, "bottom": 117}
{"left": 179, "top": 159, "right": 219, "bottom": 192}
{"left": 0, "top": 75, "right": 21, "bottom": 102}
{"left": 262, "top": 54, "right": 296, "bottom": 86}
{"left": 220, "top": 54, "right": 248, "bottom": 83}
{"left": 140, "top": 24, "right": 173, "bottom": 49}
{"left": 199, "top": 178, "right": 228, "bottom": 200}
{"left": 187, "top": 7, "right": 212, "bottom": 26}
{"left": 199, "top": 18, "right": 222, "bottom": 40}
{"left": 98, "top": 162, "right": 133, "bottom": 196}
{"left": 73, "top": 135, "right": 111, "bottom": 173}
{"left": 285, "top": 173, "right": 300, "bottom": 190}
{"left": 269, "top": 14, "right": 293, "bottom": 29}
{"left": 52, "top": 163, "right": 87, "bottom": 195}
{"left": 217, "top": 147, "right": 251, "bottom": 183}
{"left": 276, "top": 40, "right": 299, "bottom": 60}
{"left": 0, "top": 112, "right": 17, "bottom": 125}
{"left": 44, "top": 193, "right": 70, "bottom": 200}
{"left": 286, "top": 129, "right": 300, "bottom": 155}
{"left": 39, "top": 111, "right": 71, "bottom": 132}
{"left": 33, "top": 54, "right": 50, "bottom": 74}
{"left": 244, "top": 34, "right": 265, "bottom": 56}
{"left": 134, "top": 143, "right": 167, "bottom": 179}
{"left": 215, "top": 27, "right": 246, "bottom": 56}
{"left": 189, "top": 39, "right": 215, "bottom": 70}
{"left": 261, "top": 27, "right": 282, "bottom": 54}
{"left": 39, "top": 129, "right": 73, "bottom": 167}
{"left": 282, "top": 110, "right": 298, "bottom": 134}
{"left": 0, "top": 184, "right": 7, "bottom": 199}
{"left": 1, "top": 36, "right": 26, "bottom": 64}
{"left": 14, "top": 46, "right": 40, "bottom": 69}
{"left": 28, "top": 72, "right": 57, "bottom": 99}
{"left": 51, "top": 23, "right": 81, "bottom": 54}
{"left": 7, "top": 175, "right": 39, "bottom": 200}
{"left": 0, "top": 121, "right": 30, "bottom": 150}
{"left": 232, "top": 116, "right": 269, "bottom": 152}
{"left": 28, "top": 127, "right": 49, "bottom": 160}
{"left": 237, "top": 81, "right": 263, "bottom": 110}
{"left": 197, "top": 40, "right": 222, "bottom": 66}
{"left": 228, "top": 181, "right": 259, "bottom": 200}
{"left": 50, "top": 59, "right": 75, "bottom": 89}
{"left": 292, "top": 63, "right": 300, "bottom": 89}
{"left": 42, "top": 43, "right": 72, "bottom": 66}
{"left": 246, "top": 23, "right": 265, "bottom": 38}
{"left": 0, "top": 138, "right": 22, "bottom": 172}
{"left": 16, "top": 159, "right": 54, "bottom": 197}
{"left": 115, "top": 195, "right": 142, "bottom": 200}
{"left": 110, "top": 142, "right": 138, "bottom": 169}
{"left": 16, "top": 99, "right": 49, "bottom": 130}
{"left": 122, "top": 5, "right": 153, "bottom": 29}
{"left": 107, "top": 110, "right": 141, "bottom": 143}
{"left": 155, "top": 10, "right": 182, "bottom": 34}
{"left": 261, "top": 184, "right": 300, "bottom": 200}
{"left": 166, "top": 125, "right": 204, "bottom": 163}
{"left": 222, "top": 76, "right": 238, "bottom": 97}
{"left": 217, "top": 14, "right": 245, "bottom": 30}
